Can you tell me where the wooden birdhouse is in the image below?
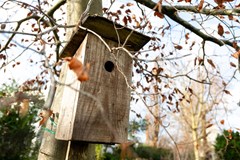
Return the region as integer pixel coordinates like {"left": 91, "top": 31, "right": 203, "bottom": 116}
{"left": 55, "top": 16, "right": 150, "bottom": 144}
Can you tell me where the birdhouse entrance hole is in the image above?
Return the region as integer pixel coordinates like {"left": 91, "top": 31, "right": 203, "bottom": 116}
{"left": 104, "top": 61, "right": 114, "bottom": 72}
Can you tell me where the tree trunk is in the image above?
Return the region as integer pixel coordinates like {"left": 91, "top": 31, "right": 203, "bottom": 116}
{"left": 66, "top": 0, "right": 102, "bottom": 38}
{"left": 201, "top": 109, "right": 208, "bottom": 160}
{"left": 38, "top": 0, "right": 102, "bottom": 159}
{"left": 191, "top": 113, "right": 200, "bottom": 160}
{"left": 38, "top": 64, "right": 69, "bottom": 160}
{"left": 67, "top": 141, "right": 96, "bottom": 160}
{"left": 145, "top": 80, "right": 160, "bottom": 148}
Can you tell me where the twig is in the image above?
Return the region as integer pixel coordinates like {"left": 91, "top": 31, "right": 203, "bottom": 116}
{"left": 79, "top": 26, "right": 112, "bottom": 52}
{"left": 40, "top": 39, "right": 56, "bottom": 109}
{"left": 134, "top": 0, "right": 239, "bottom": 50}
{"left": 0, "top": 41, "right": 35, "bottom": 69}
{"left": 113, "top": 46, "right": 192, "bottom": 62}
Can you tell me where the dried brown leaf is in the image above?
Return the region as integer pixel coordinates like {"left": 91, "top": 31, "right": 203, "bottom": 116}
{"left": 64, "top": 57, "right": 90, "bottom": 82}
{"left": 154, "top": 11, "right": 164, "bottom": 19}
{"left": 185, "top": 33, "right": 189, "bottom": 40}
{"left": 194, "top": 57, "right": 198, "bottom": 66}
{"left": 236, "top": 3, "right": 240, "bottom": 7}
{"left": 222, "top": 81, "right": 227, "bottom": 86}
{"left": 1, "top": 24, "right": 6, "bottom": 30}
{"left": 185, "top": 0, "right": 191, "bottom": 3}
{"left": 123, "top": 16, "right": 128, "bottom": 25}
{"left": 214, "top": 0, "right": 233, "bottom": 5}
{"left": 125, "top": 9, "right": 131, "bottom": 14}
{"left": 153, "top": 0, "right": 164, "bottom": 19}
{"left": 198, "top": 0, "right": 204, "bottom": 10}
{"left": 223, "top": 89, "right": 232, "bottom": 95}
{"left": 207, "top": 59, "right": 216, "bottom": 68}
{"left": 126, "top": 3, "right": 134, "bottom": 6}
{"left": 217, "top": 23, "right": 224, "bottom": 36}
{"left": 161, "top": 94, "right": 166, "bottom": 103}
{"left": 132, "top": 14, "right": 136, "bottom": 20}
{"left": 220, "top": 119, "right": 225, "bottom": 125}
{"left": 233, "top": 41, "right": 238, "bottom": 49}
{"left": 230, "top": 62, "right": 236, "bottom": 67}
{"left": 228, "top": 15, "right": 235, "bottom": 21}
{"left": 152, "top": 67, "right": 159, "bottom": 75}
{"left": 174, "top": 45, "right": 183, "bottom": 50}
{"left": 39, "top": 109, "right": 53, "bottom": 126}
{"left": 232, "top": 50, "right": 240, "bottom": 59}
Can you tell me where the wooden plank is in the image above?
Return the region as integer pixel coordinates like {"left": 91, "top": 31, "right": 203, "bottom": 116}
{"left": 55, "top": 36, "right": 87, "bottom": 140}
{"left": 60, "top": 15, "right": 150, "bottom": 58}
{"left": 61, "top": 29, "right": 87, "bottom": 58}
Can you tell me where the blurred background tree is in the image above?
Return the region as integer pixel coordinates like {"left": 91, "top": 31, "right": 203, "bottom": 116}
{"left": 215, "top": 130, "right": 240, "bottom": 160}
{"left": 0, "top": 81, "right": 44, "bottom": 160}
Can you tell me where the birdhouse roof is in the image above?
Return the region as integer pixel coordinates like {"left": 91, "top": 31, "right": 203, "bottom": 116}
{"left": 60, "top": 15, "right": 151, "bottom": 57}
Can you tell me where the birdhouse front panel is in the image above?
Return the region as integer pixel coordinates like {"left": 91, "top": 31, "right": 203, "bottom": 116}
{"left": 56, "top": 33, "right": 132, "bottom": 143}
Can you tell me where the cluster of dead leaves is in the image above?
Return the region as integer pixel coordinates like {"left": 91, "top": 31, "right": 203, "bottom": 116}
{"left": 63, "top": 57, "right": 90, "bottom": 82}
{"left": 214, "top": 0, "right": 233, "bottom": 7}
{"left": 153, "top": 0, "right": 164, "bottom": 19}
{"left": 198, "top": 0, "right": 236, "bottom": 10}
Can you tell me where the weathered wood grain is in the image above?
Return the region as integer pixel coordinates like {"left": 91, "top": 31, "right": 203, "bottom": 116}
{"left": 56, "top": 33, "right": 132, "bottom": 143}
{"left": 55, "top": 36, "right": 87, "bottom": 140}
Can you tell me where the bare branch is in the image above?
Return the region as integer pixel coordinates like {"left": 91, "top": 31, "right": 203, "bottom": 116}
{"left": 134, "top": 0, "right": 239, "bottom": 50}
{"left": 47, "top": 0, "right": 66, "bottom": 17}
{"left": 0, "top": 15, "right": 41, "bottom": 53}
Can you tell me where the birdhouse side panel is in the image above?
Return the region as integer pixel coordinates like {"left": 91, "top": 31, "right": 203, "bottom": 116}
{"left": 72, "top": 33, "right": 132, "bottom": 143}
{"left": 55, "top": 36, "right": 88, "bottom": 140}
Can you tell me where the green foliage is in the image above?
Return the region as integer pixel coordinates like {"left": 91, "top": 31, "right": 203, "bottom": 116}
{"left": 0, "top": 80, "right": 18, "bottom": 97}
{"left": 134, "top": 145, "right": 174, "bottom": 160}
{"left": 0, "top": 82, "right": 44, "bottom": 160}
{"left": 103, "top": 119, "right": 173, "bottom": 159}
{"left": 215, "top": 130, "right": 240, "bottom": 160}
{"left": 103, "top": 146, "right": 121, "bottom": 160}
{"left": 96, "top": 144, "right": 105, "bottom": 160}
{"left": 128, "top": 119, "right": 147, "bottom": 133}
{"left": 103, "top": 144, "right": 173, "bottom": 160}
{"left": 128, "top": 119, "right": 147, "bottom": 140}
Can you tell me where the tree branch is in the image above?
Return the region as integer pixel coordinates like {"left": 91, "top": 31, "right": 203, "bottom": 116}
{"left": 46, "top": 0, "right": 66, "bottom": 61}
{"left": 0, "top": 15, "right": 41, "bottom": 53}
{"left": 134, "top": 0, "right": 238, "bottom": 49}
{"left": 0, "top": 0, "right": 67, "bottom": 56}
{"left": 163, "top": 5, "right": 240, "bottom": 16}
{"left": 134, "top": 0, "right": 240, "bottom": 16}
{"left": 47, "top": 0, "right": 66, "bottom": 17}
